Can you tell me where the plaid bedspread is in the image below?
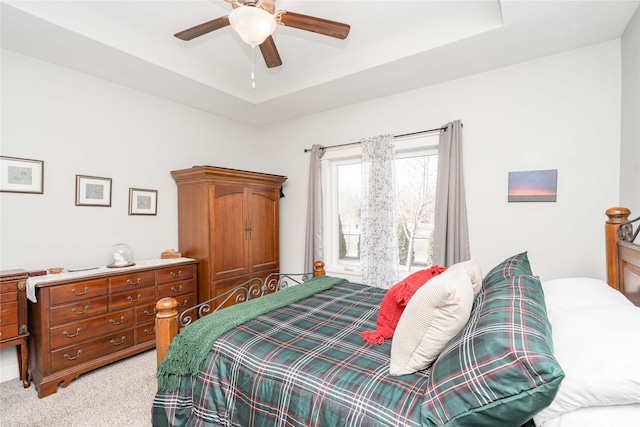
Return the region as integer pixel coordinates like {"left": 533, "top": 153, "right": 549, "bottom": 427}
{"left": 151, "top": 276, "right": 562, "bottom": 427}
{"left": 152, "top": 282, "right": 431, "bottom": 426}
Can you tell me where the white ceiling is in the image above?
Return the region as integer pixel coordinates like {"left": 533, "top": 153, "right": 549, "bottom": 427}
{"left": 1, "top": 0, "right": 638, "bottom": 127}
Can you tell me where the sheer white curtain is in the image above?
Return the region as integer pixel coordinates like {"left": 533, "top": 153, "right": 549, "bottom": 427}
{"left": 360, "top": 134, "right": 399, "bottom": 288}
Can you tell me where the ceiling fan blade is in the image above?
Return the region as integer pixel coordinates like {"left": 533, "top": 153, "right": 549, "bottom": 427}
{"left": 174, "top": 16, "right": 230, "bottom": 41}
{"left": 278, "top": 11, "right": 350, "bottom": 40}
{"left": 259, "top": 36, "right": 283, "bottom": 68}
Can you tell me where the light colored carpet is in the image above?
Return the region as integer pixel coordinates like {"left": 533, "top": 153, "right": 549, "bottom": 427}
{"left": 0, "top": 350, "right": 157, "bottom": 427}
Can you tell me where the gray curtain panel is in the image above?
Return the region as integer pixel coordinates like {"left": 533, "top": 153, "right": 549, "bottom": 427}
{"left": 433, "top": 120, "right": 470, "bottom": 266}
{"left": 304, "top": 144, "right": 326, "bottom": 272}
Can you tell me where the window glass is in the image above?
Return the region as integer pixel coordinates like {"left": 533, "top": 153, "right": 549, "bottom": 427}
{"left": 323, "top": 136, "right": 438, "bottom": 277}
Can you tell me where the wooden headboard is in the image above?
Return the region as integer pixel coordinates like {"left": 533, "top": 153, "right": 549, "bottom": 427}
{"left": 605, "top": 207, "right": 640, "bottom": 306}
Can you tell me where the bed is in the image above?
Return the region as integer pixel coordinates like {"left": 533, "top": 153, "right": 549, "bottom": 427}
{"left": 151, "top": 206, "right": 640, "bottom": 427}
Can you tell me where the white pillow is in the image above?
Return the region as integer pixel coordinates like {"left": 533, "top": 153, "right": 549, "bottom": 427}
{"left": 536, "top": 404, "right": 640, "bottom": 427}
{"left": 445, "top": 258, "right": 483, "bottom": 296}
{"left": 389, "top": 270, "right": 474, "bottom": 376}
{"left": 534, "top": 304, "right": 640, "bottom": 424}
{"left": 542, "top": 277, "right": 632, "bottom": 314}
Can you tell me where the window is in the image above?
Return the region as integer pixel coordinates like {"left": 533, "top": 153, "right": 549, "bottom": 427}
{"left": 322, "top": 135, "right": 439, "bottom": 278}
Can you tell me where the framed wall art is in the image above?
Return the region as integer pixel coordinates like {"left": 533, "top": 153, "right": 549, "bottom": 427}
{"left": 75, "top": 175, "right": 112, "bottom": 207}
{"left": 508, "top": 169, "right": 558, "bottom": 202}
{"left": 0, "top": 156, "right": 44, "bottom": 194}
{"left": 129, "top": 188, "right": 157, "bottom": 215}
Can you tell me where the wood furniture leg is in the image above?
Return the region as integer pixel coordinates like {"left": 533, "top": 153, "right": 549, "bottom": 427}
{"left": 17, "top": 337, "right": 29, "bottom": 387}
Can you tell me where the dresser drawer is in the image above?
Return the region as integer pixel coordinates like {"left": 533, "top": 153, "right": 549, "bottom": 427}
{"left": 0, "top": 300, "right": 18, "bottom": 314}
{"left": 50, "top": 309, "right": 134, "bottom": 349}
{"left": 173, "top": 293, "right": 195, "bottom": 314}
{"left": 156, "top": 265, "right": 193, "bottom": 284}
{"left": 109, "top": 287, "right": 156, "bottom": 311}
{"left": 49, "top": 297, "right": 109, "bottom": 326}
{"left": 0, "top": 289, "right": 17, "bottom": 303}
{"left": 0, "top": 308, "right": 18, "bottom": 327}
{"left": 135, "top": 319, "right": 156, "bottom": 345}
{"left": 51, "top": 330, "right": 134, "bottom": 372}
{"left": 49, "top": 279, "right": 108, "bottom": 305}
{"left": 136, "top": 302, "right": 158, "bottom": 322}
{"left": 110, "top": 271, "right": 155, "bottom": 293}
{"left": 0, "top": 323, "right": 19, "bottom": 340}
{"left": 158, "top": 279, "right": 194, "bottom": 298}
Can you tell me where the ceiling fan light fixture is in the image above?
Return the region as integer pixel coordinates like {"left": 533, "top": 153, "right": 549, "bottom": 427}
{"left": 229, "top": 5, "right": 277, "bottom": 46}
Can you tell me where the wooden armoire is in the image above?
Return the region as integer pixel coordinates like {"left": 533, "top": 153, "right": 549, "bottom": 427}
{"left": 171, "top": 166, "right": 287, "bottom": 306}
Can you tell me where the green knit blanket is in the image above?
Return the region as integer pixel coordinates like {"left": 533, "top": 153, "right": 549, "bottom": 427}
{"left": 157, "top": 275, "right": 347, "bottom": 391}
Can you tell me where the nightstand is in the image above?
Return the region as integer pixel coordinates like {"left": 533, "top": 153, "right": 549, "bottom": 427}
{"left": 0, "top": 269, "right": 30, "bottom": 388}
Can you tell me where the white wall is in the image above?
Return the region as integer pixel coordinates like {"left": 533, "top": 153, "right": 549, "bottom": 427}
{"left": 620, "top": 5, "right": 640, "bottom": 214}
{"left": 0, "top": 39, "right": 626, "bottom": 382}
{"left": 261, "top": 40, "right": 622, "bottom": 283}
{"left": 0, "top": 49, "right": 261, "bottom": 381}
{"left": 0, "top": 49, "right": 261, "bottom": 271}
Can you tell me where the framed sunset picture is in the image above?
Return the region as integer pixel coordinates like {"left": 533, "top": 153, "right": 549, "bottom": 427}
{"left": 508, "top": 169, "right": 558, "bottom": 202}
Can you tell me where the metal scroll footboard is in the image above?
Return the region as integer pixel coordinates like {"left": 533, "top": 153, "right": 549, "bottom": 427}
{"left": 179, "top": 271, "right": 315, "bottom": 328}
{"left": 619, "top": 214, "right": 639, "bottom": 243}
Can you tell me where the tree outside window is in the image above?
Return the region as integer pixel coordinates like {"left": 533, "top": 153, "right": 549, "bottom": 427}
{"left": 336, "top": 153, "right": 438, "bottom": 272}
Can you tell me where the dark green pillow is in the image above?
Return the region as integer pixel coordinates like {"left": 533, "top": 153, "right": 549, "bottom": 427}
{"left": 422, "top": 274, "right": 564, "bottom": 427}
{"left": 482, "top": 252, "right": 532, "bottom": 288}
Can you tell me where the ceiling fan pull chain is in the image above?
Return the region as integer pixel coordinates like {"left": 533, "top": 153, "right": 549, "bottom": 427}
{"left": 251, "top": 45, "right": 256, "bottom": 89}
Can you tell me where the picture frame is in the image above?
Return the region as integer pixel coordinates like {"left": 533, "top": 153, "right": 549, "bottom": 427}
{"left": 128, "top": 188, "right": 158, "bottom": 216}
{"left": 75, "top": 175, "right": 112, "bottom": 207}
{"left": 0, "top": 156, "right": 44, "bottom": 194}
{"left": 508, "top": 169, "right": 558, "bottom": 202}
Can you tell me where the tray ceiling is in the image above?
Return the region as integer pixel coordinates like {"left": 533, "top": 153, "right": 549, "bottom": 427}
{"left": 2, "top": 1, "right": 638, "bottom": 126}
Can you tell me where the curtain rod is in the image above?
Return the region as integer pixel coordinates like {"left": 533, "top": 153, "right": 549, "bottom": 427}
{"left": 303, "top": 126, "right": 452, "bottom": 153}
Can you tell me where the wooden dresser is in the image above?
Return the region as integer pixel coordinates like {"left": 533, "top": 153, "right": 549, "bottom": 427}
{"left": 172, "top": 166, "right": 287, "bottom": 307}
{"left": 0, "top": 269, "right": 30, "bottom": 388}
{"left": 27, "top": 259, "right": 197, "bottom": 398}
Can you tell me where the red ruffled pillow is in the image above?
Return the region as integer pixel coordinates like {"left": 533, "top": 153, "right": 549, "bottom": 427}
{"left": 361, "top": 266, "right": 447, "bottom": 345}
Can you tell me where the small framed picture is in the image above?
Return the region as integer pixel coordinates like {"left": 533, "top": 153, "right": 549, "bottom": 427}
{"left": 129, "top": 188, "right": 158, "bottom": 216}
{"left": 75, "top": 175, "right": 112, "bottom": 207}
{"left": 0, "top": 156, "right": 44, "bottom": 194}
{"left": 508, "top": 169, "right": 558, "bottom": 202}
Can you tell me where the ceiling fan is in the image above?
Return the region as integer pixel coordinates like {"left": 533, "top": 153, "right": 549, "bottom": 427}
{"left": 174, "top": 0, "right": 351, "bottom": 69}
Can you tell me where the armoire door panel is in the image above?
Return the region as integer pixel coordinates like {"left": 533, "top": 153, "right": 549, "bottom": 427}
{"left": 249, "top": 189, "right": 279, "bottom": 272}
{"left": 211, "top": 185, "right": 248, "bottom": 280}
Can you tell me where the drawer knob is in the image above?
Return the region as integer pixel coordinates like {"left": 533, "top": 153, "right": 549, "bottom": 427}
{"left": 126, "top": 278, "right": 142, "bottom": 285}
{"left": 71, "top": 305, "right": 90, "bottom": 315}
{"left": 110, "top": 336, "right": 126, "bottom": 346}
{"left": 170, "top": 285, "right": 183, "bottom": 293}
{"left": 169, "top": 270, "right": 182, "bottom": 277}
{"left": 143, "top": 327, "right": 156, "bottom": 335}
{"left": 71, "top": 287, "right": 90, "bottom": 296}
{"left": 63, "top": 328, "right": 82, "bottom": 338}
{"left": 178, "top": 299, "right": 188, "bottom": 307}
{"left": 109, "top": 316, "right": 125, "bottom": 325}
{"left": 63, "top": 350, "right": 83, "bottom": 360}
{"left": 127, "top": 294, "right": 142, "bottom": 303}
